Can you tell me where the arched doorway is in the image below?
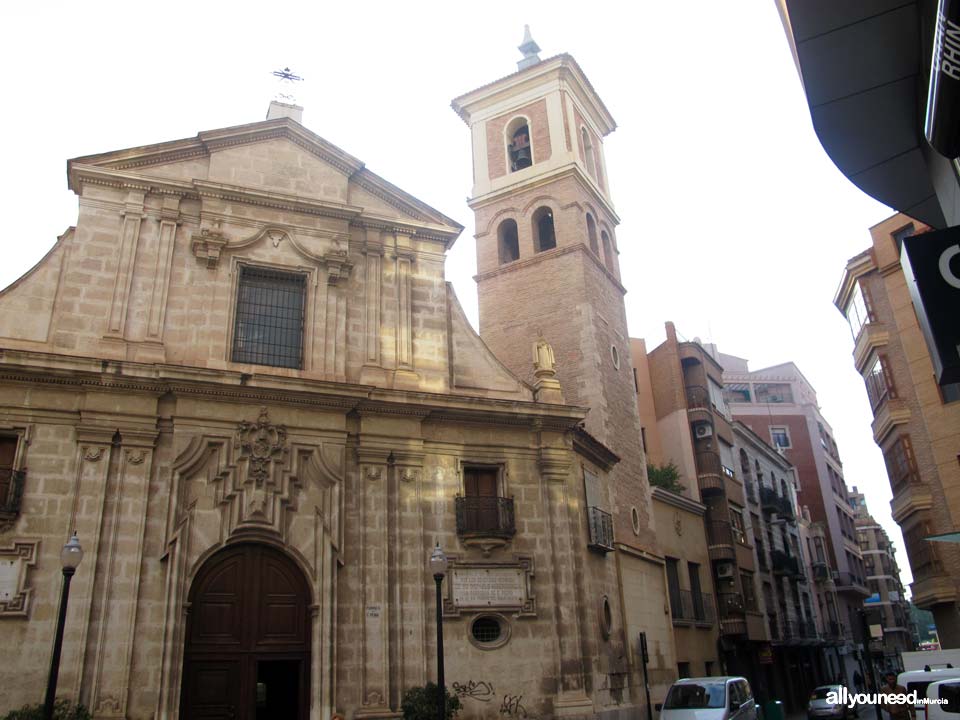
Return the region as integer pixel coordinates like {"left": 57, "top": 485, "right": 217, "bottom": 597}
{"left": 180, "top": 543, "right": 311, "bottom": 720}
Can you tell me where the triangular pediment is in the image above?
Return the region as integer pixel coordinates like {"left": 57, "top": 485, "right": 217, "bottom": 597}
{"left": 67, "top": 117, "right": 463, "bottom": 237}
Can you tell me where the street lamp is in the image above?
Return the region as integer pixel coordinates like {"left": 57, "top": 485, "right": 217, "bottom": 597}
{"left": 429, "top": 544, "right": 448, "bottom": 720}
{"left": 44, "top": 532, "right": 83, "bottom": 720}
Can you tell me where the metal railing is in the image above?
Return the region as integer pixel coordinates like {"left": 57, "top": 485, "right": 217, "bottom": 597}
{"left": 671, "top": 589, "right": 716, "bottom": 624}
{"left": 586, "top": 506, "right": 614, "bottom": 552}
{"left": 759, "top": 486, "right": 794, "bottom": 519}
{"left": 834, "top": 571, "right": 868, "bottom": 592}
{"left": 717, "top": 592, "right": 745, "bottom": 618}
{"left": 812, "top": 561, "right": 830, "bottom": 582}
{"left": 685, "top": 385, "right": 710, "bottom": 410}
{"left": 771, "top": 550, "right": 802, "bottom": 577}
{"left": 0, "top": 469, "right": 25, "bottom": 518}
{"left": 455, "top": 496, "right": 516, "bottom": 539}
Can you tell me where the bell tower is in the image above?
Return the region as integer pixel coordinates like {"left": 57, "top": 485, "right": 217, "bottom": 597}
{"left": 452, "top": 32, "right": 655, "bottom": 553}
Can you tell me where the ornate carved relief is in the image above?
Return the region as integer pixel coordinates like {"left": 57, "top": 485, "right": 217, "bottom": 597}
{"left": 0, "top": 539, "right": 39, "bottom": 617}
{"left": 191, "top": 225, "right": 228, "bottom": 268}
{"left": 236, "top": 407, "right": 288, "bottom": 486}
{"left": 83, "top": 447, "right": 105, "bottom": 463}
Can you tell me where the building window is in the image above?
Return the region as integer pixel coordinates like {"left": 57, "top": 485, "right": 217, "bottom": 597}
{"left": 0, "top": 436, "right": 24, "bottom": 519}
{"left": 903, "top": 521, "right": 941, "bottom": 579}
{"left": 468, "top": 614, "right": 511, "bottom": 649}
{"left": 741, "top": 571, "right": 757, "bottom": 611}
{"left": 532, "top": 207, "right": 556, "bottom": 252}
{"left": 845, "top": 280, "right": 874, "bottom": 340}
{"left": 507, "top": 118, "right": 532, "bottom": 172}
{"left": 865, "top": 354, "right": 897, "bottom": 410}
{"left": 232, "top": 266, "right": 306, "bottom": 369}
{"left": 581, "top": 127, "right": 596, "bottom": 179}
{"left": 730, "top": 508, "right": 746, "bottom": 544}
{"left": 883, "top": 435, "right": 919, "bottom": 493}
{"left": 497, "top": 219, "right": 520, "bottom": 264}
{"left": 770, "top": 426, "right": 791, "bottom": 449}
{"left": 586, "top": 213, "right": 599, "bottom": 255}
{"left": 724, "top": 383, "right": 752, "bottom": 403}
{"left": 756, "top": 383, "right": 794, "bottom": 404}
{"left": 678, "top": 662, "right": 691, "bottom": 679}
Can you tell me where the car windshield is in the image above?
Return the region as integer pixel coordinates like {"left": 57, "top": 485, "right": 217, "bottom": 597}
{"left": 665, "top": 683, "right": 727, "bottom": 709}
{"left": 812, "top": 688, "right": 836, "bottom": 700}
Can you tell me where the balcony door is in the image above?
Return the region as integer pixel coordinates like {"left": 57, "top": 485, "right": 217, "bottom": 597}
{"left": 180, "top": 543, "right": 311, "bottom": 720}
{"left": 464, "top": 466, "right": 499, "bottom": 530}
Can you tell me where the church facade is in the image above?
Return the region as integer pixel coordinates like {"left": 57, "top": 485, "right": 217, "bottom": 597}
{"left": 0, "top": 44, "right": 671, "bottom": 720}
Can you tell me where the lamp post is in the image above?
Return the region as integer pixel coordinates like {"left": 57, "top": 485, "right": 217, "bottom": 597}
{"left": 44, "top": 532, "right": 83, "bottom": 720}
{"left": 429, "top": 544, "right": 448, "bottom": 720}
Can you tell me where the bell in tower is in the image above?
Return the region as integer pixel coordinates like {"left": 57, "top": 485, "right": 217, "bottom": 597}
{"left": 509, "top": 125, "right": 532, "bottom": 171}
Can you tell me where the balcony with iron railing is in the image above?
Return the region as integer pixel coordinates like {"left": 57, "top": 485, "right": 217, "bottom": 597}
{"left": 0, "top": 469, "right": 25, "bottom": 522}
{"left": 717, "top": 592, "right": 745, "bottom": 619}
{"left": 455, "top": 496, "right": 516, "bottom": 544}
{"left": 671, "top": 589, "right": 716, "bottom": 626}
{"left": 771, "top": 550, "right": 803, "bottom": 578}
{"left": 834, "top": 571, "right": 871, "bottom": 597}
{"left": 759, "top": 486, "right": 794, "bottom": 519}
{"left": 586, "top": 506, "right": 614, "bottom": 553}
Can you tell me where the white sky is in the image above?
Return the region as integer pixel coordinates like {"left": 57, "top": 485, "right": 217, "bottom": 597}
{"left": 0, "top": 3, "right": 911, "bottom": 589}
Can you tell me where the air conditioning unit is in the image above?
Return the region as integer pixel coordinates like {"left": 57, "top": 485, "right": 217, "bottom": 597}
{"left": 716, "top": 562, "right": 734, "bottom": 579}
{"left": 694, "top": 423, "right": 713, "bottom": 439}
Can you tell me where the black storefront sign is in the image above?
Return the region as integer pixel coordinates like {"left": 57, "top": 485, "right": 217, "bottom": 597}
{"left": 926, "top": 0, "right": 960, "bottom": 158}
{"left": 901, "top": 228, "right": 960, "bottom": 385}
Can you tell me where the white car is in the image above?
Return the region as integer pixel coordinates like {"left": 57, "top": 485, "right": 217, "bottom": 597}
{"left": 922, "top": 677, "right": 960, "bottom": 720}
{"left": 660, "top": 677, "right": 758, "bottom": 720}
{"left": 896, "top": 668, "right": 960, "bottom": 718}
{"left": 808, "top": 684, "right": 853, "bottom": 720}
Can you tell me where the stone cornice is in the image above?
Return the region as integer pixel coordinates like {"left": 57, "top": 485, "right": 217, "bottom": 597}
{"left": 0, "top": 349, "right": 587, "bottom": 429}
{"left": 474, "top": 242, "right": 627, "bottom": 295}
{"left": 571, "top": 425, "right": 620, "bottom": 470}
{"left": 451, "top": 54, "right": 616, "bottom": 135}
{"left": 651, "top": 486, "right": 706, "bottom": 516}
{"left": 468, "top": 163, "right": 620, "bottom": 225}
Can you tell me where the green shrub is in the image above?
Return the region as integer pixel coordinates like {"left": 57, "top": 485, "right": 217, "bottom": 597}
{"left": 401, "top": 682, "right": 461, "bottom": 720}
{"left": 1, "top": 700, "right": 91, "bottom": 720}
{"left": 647, "top": 462, "right": 685, "bottom": 494}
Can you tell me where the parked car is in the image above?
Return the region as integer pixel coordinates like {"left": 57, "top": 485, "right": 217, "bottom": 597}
{"left": 808, "top": 685, "right": 852, "bottom": 720}
{"left": 923, "top": 677, "right": 960, "bottom": 720}
{"left": 660, "top": 677, "right": 758, "bottom": 720}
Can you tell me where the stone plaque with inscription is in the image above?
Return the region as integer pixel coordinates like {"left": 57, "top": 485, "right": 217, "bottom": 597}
{"left": 451, "top": 567, "right": 524, "bottom": 609}
{"left": 0, "top": 558, "right": 19, "bottom": 602}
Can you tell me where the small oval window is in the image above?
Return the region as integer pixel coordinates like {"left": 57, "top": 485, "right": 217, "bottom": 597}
{"left": 611, "top": 345, "right": 621, "bottom": 369}
{"left": 469, "top": 614, "right": 511, "bottom": 649}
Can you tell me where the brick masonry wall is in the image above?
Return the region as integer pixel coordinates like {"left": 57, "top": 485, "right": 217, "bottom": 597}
{"left": 484, "top": 99, "right": 552, "bottom": 181}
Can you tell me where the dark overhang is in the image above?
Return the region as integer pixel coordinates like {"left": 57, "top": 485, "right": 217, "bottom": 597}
{"left": 779, "top": 0, "right": 947, "bottom": 228}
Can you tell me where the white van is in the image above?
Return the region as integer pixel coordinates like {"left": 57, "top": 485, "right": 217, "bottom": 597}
{"left": 923, "top": 678, "right": 959, "bottom": 720}
{"left": 896, "top": 668, "right": 960, "bottom": 718}
{"left": 660, "top": 677, "right": 758, "bottom": 720}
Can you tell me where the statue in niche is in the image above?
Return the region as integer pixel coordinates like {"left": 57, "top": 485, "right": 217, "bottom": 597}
{"left": 533, "top": 336, "right": 556, "bottom": 378}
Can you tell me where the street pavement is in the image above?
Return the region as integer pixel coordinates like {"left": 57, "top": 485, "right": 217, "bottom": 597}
{"left": 786, "top": 703, "right": 880, "bottom": 720}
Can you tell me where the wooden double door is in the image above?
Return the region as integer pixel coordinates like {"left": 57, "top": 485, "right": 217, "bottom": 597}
{"left": 180, "top": 544, "right": 311, "bottom": 720}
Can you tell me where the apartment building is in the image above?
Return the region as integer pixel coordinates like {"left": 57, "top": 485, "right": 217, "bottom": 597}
{"left": 835, "top": 213, "right": 960, "bottom": 647}
{"left": 634, "top": 326, "right": 766, "bottom": 686}
{"left": 850, "top": 487, "right": 913, "bottom": 672}
{"left": 721, "top": 356, "right": 869, "bottom": 683}
{"left": 633, "top": 338, "right": 721, "bottom": 681}
{"left": 733, "top": 420, "right": 830, "bottom": 708}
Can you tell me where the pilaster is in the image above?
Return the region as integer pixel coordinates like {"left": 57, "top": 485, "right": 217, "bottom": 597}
{"left": 107, "top": 190, "right": 145, "bottom": 338}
